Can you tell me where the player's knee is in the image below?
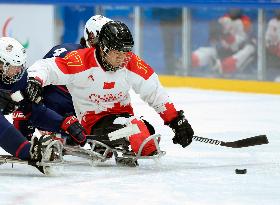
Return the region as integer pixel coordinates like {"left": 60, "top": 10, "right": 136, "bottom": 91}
{"left": 128, "top": 118, "right": 157, "bottom": 156}
{"left": 191, "top": 53, "right": 200, "bottom": 68}
{"left": 221, "top": 57, "right": 237, "bottom": 73}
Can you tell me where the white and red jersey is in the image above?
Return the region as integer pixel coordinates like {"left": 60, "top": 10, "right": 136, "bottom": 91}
{"left": 28, "top": 47, "right": 178, "bottom": 134}
{"left": 265, "top": 18, "right": 280, "bottom": 57}
{"left": 218, "top": 15, "right": 251, "bottom": 52}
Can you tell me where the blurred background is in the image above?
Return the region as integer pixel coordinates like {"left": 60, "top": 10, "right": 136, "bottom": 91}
{"left": 1, "top": 0, "right": 280, "bottom": 83}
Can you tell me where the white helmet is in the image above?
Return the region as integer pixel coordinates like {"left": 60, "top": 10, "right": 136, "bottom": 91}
{"left": 84, "top": 15, "right": 112, "bottom": 47}
{"left": 0, "top": 37, "right": 27, "bottom": 84}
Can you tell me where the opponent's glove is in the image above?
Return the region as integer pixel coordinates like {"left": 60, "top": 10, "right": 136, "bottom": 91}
{"left": 0, "top": 91, "right": 19, "bottom": 115}
{"left": 60, "top": 115, "right": 86, "bottom": 146}
{"left": 25, "top": 77, "right": 43, "bottom": 103}
{"left": 167, "top": 110, "right": 194, "bottom": 148}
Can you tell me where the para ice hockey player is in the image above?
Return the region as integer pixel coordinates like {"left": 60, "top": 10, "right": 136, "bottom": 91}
{"left": 192, "top": 9, "right": 256, "bottom": 74}
{"left": 0, "top": 39, "right": 87, "bottom": 147}
{"left": 25, "top": 20, "right": 194, "bottom": 156}
{"left": 0, "top": 37, "right": 65, "bottom": 174}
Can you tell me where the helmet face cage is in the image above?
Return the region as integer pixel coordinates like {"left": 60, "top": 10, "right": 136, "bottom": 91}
{"left": 101, "top": 50, "right": 132, "bottom": 72}
{"left": 0, "top": 37, "right": 27, "bottom": 84}
{"left": 98, "top": 21, "right": 134, "bottom": 72}
{"left": 1, "top": 63, "right": 26, "bottom": 84}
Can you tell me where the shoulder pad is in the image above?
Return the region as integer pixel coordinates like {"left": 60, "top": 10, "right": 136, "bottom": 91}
{"left": 126, "top": 53, "right": 154, "bottom": 80}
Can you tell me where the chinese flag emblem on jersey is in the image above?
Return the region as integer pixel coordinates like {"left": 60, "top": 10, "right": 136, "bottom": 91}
{"left": 103, "top": 82, "right": 115, "bottom": 89}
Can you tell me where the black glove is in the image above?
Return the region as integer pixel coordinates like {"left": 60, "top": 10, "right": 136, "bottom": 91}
{"left": 60, "top": 115, "right": 86, "bottom": 146}
{"left": 167, "top": 110, "right": 194, "bottom": 148}
{"left": 25, "top": 77, "right": 43, "bottom": 103}
{"left": 0, "top": 91, "right": 19, "bottom": 115}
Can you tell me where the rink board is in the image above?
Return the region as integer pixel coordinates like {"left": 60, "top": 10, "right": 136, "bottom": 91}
{"left": 159, "top": 75, "right": 280, "bottom": 95}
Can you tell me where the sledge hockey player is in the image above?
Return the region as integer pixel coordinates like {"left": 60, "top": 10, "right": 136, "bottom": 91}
{"left": 0, "top": 37, "right": 64, "bottom": 174}
{"left": 13, "top": 15, "right": 112, "bottom": 145}
{"left": 25, "top": 20, "right": 194, "bottom": 159}
{"left": 265, "top": 9, "right": 280, "bottom": 81}
{"left": 192, "top": 9, "right": 256, "bottom": 75}
{"left": 0, "top": 37, "right": 86, "bottom": 147}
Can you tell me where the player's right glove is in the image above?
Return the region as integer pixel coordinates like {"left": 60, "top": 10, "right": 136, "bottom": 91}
{"left": 167, "top": 110, "right": 194, "bottom": 148}
{"left": 60, "top": 115, "right": 87, "bottom": 146}
{"left": 25, "top": 77, "right": 43, "bottom": 104}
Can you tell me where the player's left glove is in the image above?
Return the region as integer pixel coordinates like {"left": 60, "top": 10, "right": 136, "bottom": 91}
{"left": 61, "top": 115, "right": 86, "bottom": 146}
{"left": 25, "top": 77, "right": 43, "bottom": 104}
{"left": 167, "top": 110, "right": 194, "bottom": 148}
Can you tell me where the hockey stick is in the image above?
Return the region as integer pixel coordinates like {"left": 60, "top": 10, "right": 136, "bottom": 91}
{"left": 193, "top": 135, "right": 268, "bottom": 148}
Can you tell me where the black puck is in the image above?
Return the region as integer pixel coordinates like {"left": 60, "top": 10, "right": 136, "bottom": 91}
{"left": 235, "top": 169, "right": 247, "bottom": 174}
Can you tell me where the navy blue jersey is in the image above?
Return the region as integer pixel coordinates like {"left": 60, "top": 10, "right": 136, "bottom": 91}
{"left": 43, "top": 43, "right": 84, "bottom": 59}
{"left": 0, "top": 71, "right": 63, "bottom": 131}
{"left": 42, "top": 43, "right": 84, "bottom": 116}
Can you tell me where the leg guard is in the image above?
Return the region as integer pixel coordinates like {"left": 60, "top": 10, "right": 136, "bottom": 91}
{"left": 128, "top": 118, "right": 156, "bottom": 156}
{"left": 232, "top": 43, "right": 256, "bottom": 71}
{"left": 90, "top": 114, "right": 158, "bottom": 156}
{"left": 221, "top": 56, "right": 237, "bottom": 73}
{"left": 191, "top": 47, "right": 218, "bottom": 68}
{"left": 0, "top": 114, "right": 30, "bottom": 160}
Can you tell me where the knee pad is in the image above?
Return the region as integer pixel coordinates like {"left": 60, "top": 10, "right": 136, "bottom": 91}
{"left": 114, "top": 116, "right": 157, "bottom": 156}
{"left": 191, "top": 53, "right": 200, "bottom": 68}
{"left": 221, "top": 57, "right": 237, "bottom": 73}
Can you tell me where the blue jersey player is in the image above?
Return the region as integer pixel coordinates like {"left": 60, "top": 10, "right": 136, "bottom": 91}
{"left": 0, "top": 37, "right": 68, "bottom": 174}
{"left": 11, "top": 43, "right": 85, "bottom": 145}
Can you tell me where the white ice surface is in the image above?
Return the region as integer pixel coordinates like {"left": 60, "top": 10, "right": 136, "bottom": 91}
{"left": 1, "top": 88, "right": 280, "bottom": 205}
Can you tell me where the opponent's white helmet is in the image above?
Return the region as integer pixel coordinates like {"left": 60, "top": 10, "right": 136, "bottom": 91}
{"left": 84, "top": 15, "right": 112, "bottom": 47}
{"left": 0, "top": 37, "right": 27, "bottom": 84}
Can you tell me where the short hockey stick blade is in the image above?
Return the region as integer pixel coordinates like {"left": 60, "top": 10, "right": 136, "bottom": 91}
{"left": 220, "top": 135, "right": 269, "bottom": 148}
